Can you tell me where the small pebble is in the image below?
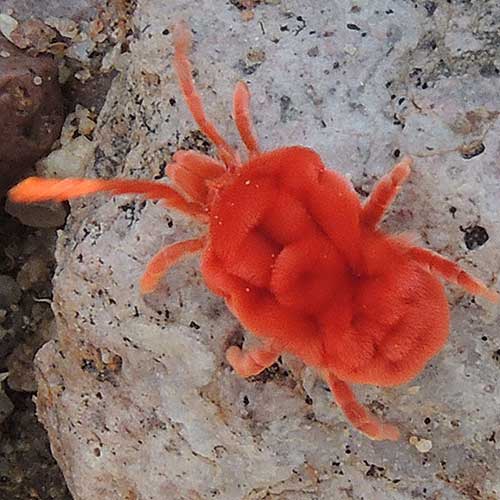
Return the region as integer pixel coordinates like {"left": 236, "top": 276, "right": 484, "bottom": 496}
{"left": 0, "top": 50, "right": 10, "bottom": 58}
{"left": 409, "top": 435, "right": 433, "bottom": 453}
{"left": 45, "top": 16, "right": 78, "bottom": 39}
{"left": 74, "top": 68, "right": 91, "bottom": 81}
{"left": 16, "top": 255, "right": 50, "bottom": 291}
{"left": 5, "top": 198, "right": 67, "bottom": 229}
{"left": 0, "top": 13, "right": 18, "bottom": 43}
{"left": 33, "top": 75, "right": 43, "bottom": 86}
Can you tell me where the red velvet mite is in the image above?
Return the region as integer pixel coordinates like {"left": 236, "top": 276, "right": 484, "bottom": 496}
{"left": 9, "top": 22, "right": 498, "bottom": 441}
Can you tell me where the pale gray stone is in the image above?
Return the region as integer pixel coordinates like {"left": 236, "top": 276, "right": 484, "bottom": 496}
{"left": 35, "top": 1, "right": 500, "bottom": 499}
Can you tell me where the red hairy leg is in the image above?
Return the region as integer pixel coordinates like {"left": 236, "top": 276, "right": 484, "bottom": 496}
{"left": 8, "top": 177, "right": 206, "bottom": 220}
{"left": 361, "top": 156, "right": 412, "bottom": 228}
{"left": 410, "top": 247, "right": 499, "bottom": 303}
{"left": 323, "top": 370, "right": 400, "bottom": 441}
{"left": 8, "top": 177, "right": 205, "bottom": 219}
{"left": 232, "top": 81, "right": 260, "bottom": 157}
{"left": 173, "top": 21, "right": 238, "bottom": 169}
{"left": 226, "top": 344, "right": 280, "bottom": 377}
{"left": 172, "top": 151, "right": 225, "bottom": 179}
{"left": 167, "top": 151, "right": 225, "bottom": 204}
{"left": 140, "top": 238, "right": 206, "bottom": 294}
{"left": 167, "top": 163, "right": 210, "bottom": 203}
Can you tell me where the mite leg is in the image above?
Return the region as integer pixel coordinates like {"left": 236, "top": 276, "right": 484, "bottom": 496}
{"left": 167, "top": 151, "right": 225, "bottom": 204}
{"left": 167, "top": 163, "right": 211, "bottom": 204}
{"left": 226, "top": 344, "right": 280, "bottom": 377}
{"left": 8, "top": 177, "right": 206, "bottom": 221}
{"left": 323, "top": 370, "right": 400, "bottom": 441}
{"left": 233, "top": 81, "right": 260, "bottom": 158}
{"left": 172, "top": 150, "right": 225, "bottom": 180}
{"left": 410, "top": 247, "right": 499, "bottom": 303}
{"left": 140, "top": 238, "right": 205, "bottom": 294}
{"left": 361, "top": 156, "right": 412, "bottom": 228}
{"left": 173, "top": 21, "right": 237, "bottom": 169}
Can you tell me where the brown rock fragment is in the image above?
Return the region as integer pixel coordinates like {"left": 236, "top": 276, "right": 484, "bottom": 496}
{"left": 0, "top": 35, "right": 64, "bottom": 194}
{"left": 4, "top": 197, "right": 67, "bottom": 228}
{"left": 8, "top": 18, "right": 57, "bottom": 52}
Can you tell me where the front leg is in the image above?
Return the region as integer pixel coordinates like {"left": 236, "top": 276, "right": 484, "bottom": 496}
{"left": 361, "top": 156, "right": 412, "bottom": 229}
{"left": 226, "top": 344, "right": 280, "bottom": 378}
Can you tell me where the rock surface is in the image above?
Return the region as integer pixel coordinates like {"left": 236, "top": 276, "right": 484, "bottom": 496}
{"left": 36, "top": 1, "right": 500, "bottom": 499}
{"left": 0, "top": 0, "right": 99, "bottom": 23}
{"left": 0, "top": 34, "right": 64, "bottom": 194}
{"left": 0, "top": 184, "right": 70, "bottom": 499}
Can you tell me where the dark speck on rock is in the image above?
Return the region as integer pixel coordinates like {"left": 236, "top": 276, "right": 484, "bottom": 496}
{"left": 237, "top": 59, "right": 259, "bottom": 76}
{"left": 280, "top": 95, "right": 291, "bottom": 111}
{"left": 479, "top": 63, "right": 499, "bottom": 78}
{"left": 347, "top": 23, "right": 361, "bottom": 31}
{"left": 279, "top": 95, "right": 299, "bottom": 123}
{"left": 424, "top": 1, "right": 437, "bottom": 16}
{"left": 493, "top": 349, "right": 500, "bottom": 365}
{"left": 180, "top": 130, "right": 214, "bottom": 155}
{"left": 307, "top": 46, "right": 319, "bottom": 57}
{"left": 462, "top": 225, "right": 489, "bottom": 250}
{"left": 229, "top": 0, "right": 261, "bottom": 10}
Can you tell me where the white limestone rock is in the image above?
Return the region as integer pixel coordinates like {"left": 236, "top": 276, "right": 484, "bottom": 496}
{"left": 36, "top": 1, "right": 500, "bottom": 499}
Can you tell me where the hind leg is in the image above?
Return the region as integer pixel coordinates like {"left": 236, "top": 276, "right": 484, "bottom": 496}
{"left": 226, "top": 344, "right": 280, "bottom": 377}
{"left": 323, "top": 370, "right": 400, "bottom": 441}
{"left": 140, "top": 238, "right": 205, "bottom": 294}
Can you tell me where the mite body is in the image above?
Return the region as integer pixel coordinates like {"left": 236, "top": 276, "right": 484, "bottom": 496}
{"left": 9, "top": 22, "right": 498, "bottom": 441}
